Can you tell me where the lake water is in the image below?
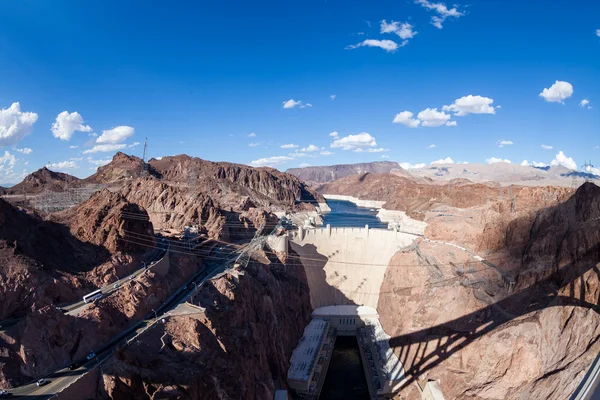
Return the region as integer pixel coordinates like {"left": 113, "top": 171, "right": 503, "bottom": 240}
{"left": 321, "top": 199, "right": 388, "bottom": 229}
{"left": 320, "top": 335, "right": 370, "bottom": 399}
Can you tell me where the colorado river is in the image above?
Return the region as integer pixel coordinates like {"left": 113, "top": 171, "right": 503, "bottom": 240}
{"left": 321, "top": 199, "right": 388, "bottom": 229}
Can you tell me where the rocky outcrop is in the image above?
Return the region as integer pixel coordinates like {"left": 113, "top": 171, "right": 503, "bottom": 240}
{"left": 8, "top": 167, "right": 80, "bottom": 195}
{"left": 0, "top": 247, "right": 202, "bottom": 388}
{"left": 319, "top": 172, "right": 504, "bottom": 217}
{"left": 98, "top": 252, "right": 312, "bottom": 400}
{"left": 85, "top": 152, "right": 157, "bottom": 185}
{"left": 377, "top": 183, "right": 600, "bottom": 399}
{"left": 53, "top": 189, "right": 155, "bottom": 254}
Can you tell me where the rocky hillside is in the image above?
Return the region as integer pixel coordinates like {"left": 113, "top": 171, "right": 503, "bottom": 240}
{"left": 8, "top": 167, "right": 80, "bottom": 194}
{"left": 286, "top": 161, "right": 402, "bottom": 183}
{"left": 319, "top": 172, "right": 500, "bottom": 216}
{"left": 0, "top": 189, "right": 155, "bottom": 322}
{"left": 52, "top": 189, "right": 155, "bottom": 254}
{"left": 96, "top": 251, "right": 312, "bottom": 399}
{"left": 149, "top": 154, "right": 324, "bottom": 205}
{"left": 84, "top": 152, "right": 155, "bottom": 185}
{"left": 377, "top": 182, "right": 600, "bottom": 399}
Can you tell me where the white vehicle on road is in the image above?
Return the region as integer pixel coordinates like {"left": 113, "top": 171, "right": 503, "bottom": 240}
{"left": 82, "top": 289, "right": 102, "bottom": 303}
{"left": 36, "top": 378, "right": 49, "bottom": 387}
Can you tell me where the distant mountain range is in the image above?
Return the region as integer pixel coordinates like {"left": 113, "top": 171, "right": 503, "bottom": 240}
{"left": 285, "top": 161, "right": 401, "bottom": 183}
{"left": 286, "top": 161, "right": 599, "bottom": 187}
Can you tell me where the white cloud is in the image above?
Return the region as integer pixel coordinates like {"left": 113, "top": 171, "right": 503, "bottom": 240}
{"left": 47, "top": 160, "right": 78, "bottom": 170}
{"left": 280, "top": 143, "right": 298, "bottom": 149}
{"left": 69, "top": 145, "right": 78, "bottom": 149}
{"left": 16, "top": 148, "right": 32, "bottom": 154}
{"left": 320, "top": 151, "right": 333, "bottom": 156}
{"left": 0, "top": 151, "right": 17, "bottom": 167}
{"left": 418, "top": 108, "right": 451, "bottom": 127}
{"left": 82, "top": 143, "right": 127, "bottom": 154}
{"left": 597, "top": 29, "right": 600, "bottom": 37}
{"left": 89, "top": 132, "right": 97, "bottom": 137}
{"left": 87, "top": 157, "right": 111, "bottom": 167}
{"left": 380, "top": 20, "right": 417, "bottom": 46}
{"left": 399, "top": 162, "right": 426, "bottom": 169}
{"left": 248, "top": 142, "right": 260, "bottom": 147}
{"left": 128, "top": 142, "right": 140, "bottom": 148}
{"left": 330, "top": 95, "right": 336, "bottom": 100}
{"left": 331, "top": 132, "right": 377, "bottom": 150}
{"left": 381, "top": 155, "right": 390, "bottom": 159}
{"left": 415, "top": 0, "right": 464, "bottom": 29}
{"left": 539, "top": 80, "right": 573, "bottom": 103}
{"left": 288, "top": 152, "right": 309, "bottom": 158}
{"left": 95, "top": 126, "right": 134, "bottom": 144}
{"left": 250, "top": 155, "right": 294, "bottom": 167}
{"left": 299, "top": 163, "right": 311, "bottom": 168}
{"left": 393, "top": 111, "right": 421, "bottom": 128}
{"left": 301, "top": 144, "right": 320, "bottom": 152}
{"left": 428, "top": 144, "right": 436, "bottom": 148}
{"left": 497, "top": 140, "right": 513, "bottom": 147}
{"left": 442, "top": 95, "right": 496, "bottom": 116}
{"left": 521, "top": 160, "right": 548, "bottom": 167}
{"left": 70, "top": 157, "right": 83, "bottom": 161}
{"left": 486, "top": 157, "right": 511, "bottom": 164}
{"left": 550, "top": 151, "right": 577, "bottom": 170}
{"left": 431, "top": 157, "right": 454, "bottom": 165}
{"left": 541, "top": 144, "right": 553, "bottom": 150}
{"left": 329, "top": 131, "right": 339, "bottom": 138}
{"left": 445, "top": 121, "right": 457, "bottom": 127}
{"left": 282, "top": 99, "right": 311, "bottom": 109}
{"left": 51, "top": 111, "right": 92, "bottom": 141}
{"left": 346, "top": 39, "right": 400, "bottom": 52}
{"left": 585, "top": 165, "right": 600, "bottom": 176}
{"left": 0, "top": 102, "right": 38, "bottom": 146}
{"left": 580, "top": 99, "right": 592, "bottom": 109}
{"left": 248, "top": 132, "right": 256, "bottom": 137}
{"left": 366, "top": 148, "right": 390, "bottom": 153}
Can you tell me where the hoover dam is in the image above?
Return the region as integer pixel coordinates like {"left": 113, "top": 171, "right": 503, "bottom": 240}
{"left": 285, "top": 198, "right": 431, "bottom": 399}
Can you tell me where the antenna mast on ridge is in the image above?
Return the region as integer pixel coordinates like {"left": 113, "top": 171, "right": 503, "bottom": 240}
{"left": 582, "top": 160, "right": 594, "bottom": 183}
{"left": 141, "top": 137, "right": 149, "bottom": 177}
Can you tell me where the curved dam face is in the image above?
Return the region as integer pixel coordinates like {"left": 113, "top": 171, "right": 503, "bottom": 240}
{"left": 289, "top": 226, "right": 422, "bottom": 309}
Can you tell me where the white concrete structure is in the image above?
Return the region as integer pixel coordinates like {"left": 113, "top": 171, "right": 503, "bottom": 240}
{"left": 287, "top": 318, "right": 335, "bottom": 396}
{"left": 359, "top": 318, "right": 406, "bottom": 396}
{"left": 266, "top": 234, "right": 288, "bottom": 254}
{"left": 290, "top": 225, "right": 422, "bottom": 308}
{"left": 312, "top": 305, "right": 378, "bottom": 335}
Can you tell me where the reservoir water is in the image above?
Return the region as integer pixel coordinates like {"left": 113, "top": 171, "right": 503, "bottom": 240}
{"left": 320, "top": 335, "right": 370, "bottom": 399}
{"left": 322, "top": 199, "right": 388, "bottom": 229}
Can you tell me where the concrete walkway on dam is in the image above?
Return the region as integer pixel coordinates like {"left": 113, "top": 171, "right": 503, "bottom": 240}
{"left": 289, "top": 225, "right": 424, "bottom": 309}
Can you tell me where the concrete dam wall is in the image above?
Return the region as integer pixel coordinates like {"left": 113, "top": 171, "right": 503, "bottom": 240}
{"left": 289, "top": 226, "right": 422, "bottom": 309}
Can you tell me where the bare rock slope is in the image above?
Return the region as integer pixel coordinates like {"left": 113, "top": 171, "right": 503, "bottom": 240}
{"left": 378, "top": 182, "right": 600, "bottom": 399}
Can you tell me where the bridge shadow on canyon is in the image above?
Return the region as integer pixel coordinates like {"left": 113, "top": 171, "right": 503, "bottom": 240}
{"left": 383, "top": 253, "right": 600, "bottom": 393}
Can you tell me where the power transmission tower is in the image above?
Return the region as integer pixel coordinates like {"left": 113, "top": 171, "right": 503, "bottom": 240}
{"left": 141, "top": 138, "right": 149, "bottom": 177}
{"left": 582, "top": 161, "right": 594, "bottom": 183}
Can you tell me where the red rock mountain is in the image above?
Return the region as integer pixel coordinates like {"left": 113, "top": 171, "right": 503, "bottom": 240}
{"left": 52, "top": 189, "right": 155, "bottom": 254}
{"left": 9, "top": 167, "right": 80, "bottom": 194}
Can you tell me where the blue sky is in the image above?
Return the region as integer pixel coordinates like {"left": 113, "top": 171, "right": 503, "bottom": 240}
{"left": 0, "top": 0, "right": 598, "bottom": 181}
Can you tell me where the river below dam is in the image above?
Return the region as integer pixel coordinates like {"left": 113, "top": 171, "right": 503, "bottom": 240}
{"left": 321, "top": 199, "right": 388, "bottom": 229}
{"left": 320, "top": 335, "right": 370, "bottom": 399}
